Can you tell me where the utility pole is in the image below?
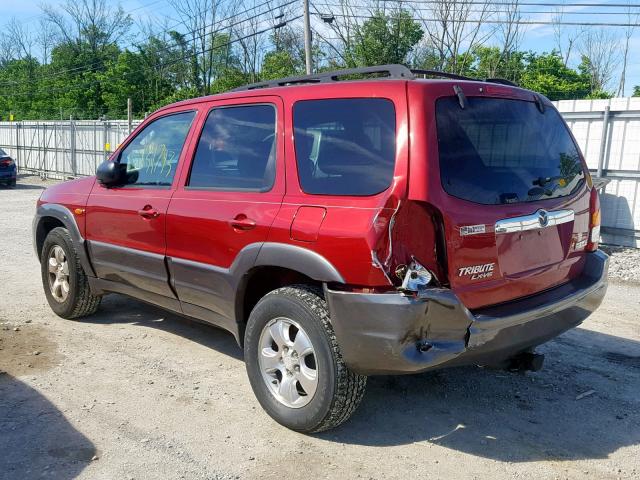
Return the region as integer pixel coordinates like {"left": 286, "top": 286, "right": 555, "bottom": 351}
{"left": 303, "top": 0, "right": 312, "bottom": 74}
{"left": 127, "top": 97, "right": 133, "bottom": 135}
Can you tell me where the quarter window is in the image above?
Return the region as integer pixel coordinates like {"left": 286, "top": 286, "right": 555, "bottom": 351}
{"left": 119, "top": 111, "right": 195, "bottom": 187}
{"left": 293, "top": 98, "right": 396, "bottom": 196}
{"left": 188, "top": 104, "right": 277, "bottom": 191}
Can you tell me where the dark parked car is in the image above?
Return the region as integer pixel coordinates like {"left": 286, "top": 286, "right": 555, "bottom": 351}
{"left": 0, "top": 148, "right": 16, "bottom": 187}
{"left": 33, "top": 65, "right": 608, "bottom": 433}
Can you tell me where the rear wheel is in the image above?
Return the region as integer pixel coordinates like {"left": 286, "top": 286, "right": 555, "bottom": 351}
{"left": 40, "top": 227, "right": 101, "bottom": 319}
{"left": 9, "top": 179, "right": 16, "bottom": 187}
{"left": 244, "top": 285, "right": 366, "bottom": 432}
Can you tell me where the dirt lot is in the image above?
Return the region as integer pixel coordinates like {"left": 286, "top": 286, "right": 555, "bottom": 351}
{"left": 1, "top": 176, "right": 639, "bottom": 480}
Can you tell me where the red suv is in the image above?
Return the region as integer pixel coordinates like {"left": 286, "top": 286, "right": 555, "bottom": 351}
{"left": 33, "top": 65, "right": 608, "bottom": 432}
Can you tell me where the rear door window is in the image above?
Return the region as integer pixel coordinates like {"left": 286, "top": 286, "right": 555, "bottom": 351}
{"left": 188, "top": 104, "right": 276, "bottom": 191}
{"left": 293, "top": 98, "right": 396, "bottom": 196}
{"left": 436, "top": 97, "right": 585, "bottom": 205}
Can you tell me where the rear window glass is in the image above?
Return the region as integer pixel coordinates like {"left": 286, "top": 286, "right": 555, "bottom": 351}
{"left": 436, "top": 97, "right": 585, "bottom": 205}
{"left": 293, "top": 98, "right": 396, "bottom": 196}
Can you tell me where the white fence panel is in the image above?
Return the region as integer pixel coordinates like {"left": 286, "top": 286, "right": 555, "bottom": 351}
{"left": 555, "top": 97, "right": 640, "bottom": 247}
{"left": 1, "top": 98, "right": 639, "bottom": 247}
{"left": 0, "top": 120, "right": 141, "bottom": 178}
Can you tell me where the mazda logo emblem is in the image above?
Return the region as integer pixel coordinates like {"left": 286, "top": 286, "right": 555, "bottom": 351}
{"left": 538, "top": 209, "right": 549, "bottom": 227}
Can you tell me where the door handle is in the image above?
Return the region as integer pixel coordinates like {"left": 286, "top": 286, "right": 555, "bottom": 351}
{"left": 138, "top": 206, "right": 160, "bottom": 219}
{"left": 230, "top": 214, "right": 256, "bottom": 231}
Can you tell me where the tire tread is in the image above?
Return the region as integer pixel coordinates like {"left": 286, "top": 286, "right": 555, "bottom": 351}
{"left": 263, "top": 285, "right": 367, "bottom": 432}
{"left": 42, "top": 227, "right": 101, "bottom": 319}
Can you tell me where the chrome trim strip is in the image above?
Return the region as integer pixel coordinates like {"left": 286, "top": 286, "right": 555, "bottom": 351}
{"left": 495, "top": 209, "right": 574, "bottom": 234}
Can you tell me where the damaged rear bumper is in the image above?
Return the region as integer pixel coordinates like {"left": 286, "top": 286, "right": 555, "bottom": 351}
{"left": 325, "top": 250, "right": 608, "bottom": 375}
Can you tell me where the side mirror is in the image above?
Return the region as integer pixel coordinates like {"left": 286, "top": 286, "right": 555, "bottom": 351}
{"left": 96, "top": 160, "right": 126, "bottom": 187}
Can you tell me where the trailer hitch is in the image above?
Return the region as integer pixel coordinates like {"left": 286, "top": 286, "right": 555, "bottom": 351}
{"left": 506, "top": 351, "right": 545, "bottom": 373}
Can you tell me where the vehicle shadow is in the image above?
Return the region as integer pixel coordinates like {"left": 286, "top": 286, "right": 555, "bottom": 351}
{"left": 77, "top": 294, "right": 640, "bottom": 463}
{"left": 82, "top": 294, "right": 243, "bottom": 361}
{"left": 600, "top": 191, "right": 635, "bottom": 246}
{"left": 319, "top": 327, "right": 640, "bottom": 462}
{"left": 0, "top": 374, "right": 96, "bottom": 480}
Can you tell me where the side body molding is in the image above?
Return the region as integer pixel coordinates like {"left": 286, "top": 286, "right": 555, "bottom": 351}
{"left": 168, "top": 242, "right": 345, "bottom": 342}
{"left": 33, "top": 204, "right": 95, "bottom": 277}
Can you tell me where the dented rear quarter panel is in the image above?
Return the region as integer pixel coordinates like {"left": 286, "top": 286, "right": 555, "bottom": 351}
{"left": 267, "top": 81, "right": 411, "bottom": 287}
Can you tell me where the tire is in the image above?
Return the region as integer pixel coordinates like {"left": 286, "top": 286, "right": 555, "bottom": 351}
{"left": 9, "top": 179, "right": 16, "bottom": 187}
{"left": 40, "top": 227, "right": 101, "bottom": 319}
{"left": 244, "top": 285, "right": 367, "bottom": 433}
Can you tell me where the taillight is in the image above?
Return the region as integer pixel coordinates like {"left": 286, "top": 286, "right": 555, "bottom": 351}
{"left": 0, "top": 157, "right": 13, "bottom": 167}
{"left": 586, "top": 187, "right": 601, "bottom": 252}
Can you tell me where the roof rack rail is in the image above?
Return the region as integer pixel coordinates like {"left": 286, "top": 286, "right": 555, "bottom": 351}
{"left": 230, "top": 64, "right": 518, "bottom": 91}
{"left": 409, "top": 69, "right": 476, "bottom": 81}
{"left": 231, "top": 64, "right": 413, "bottom": 91}
{"left": 485, "top": 78, "right": 518, "bottom": 87}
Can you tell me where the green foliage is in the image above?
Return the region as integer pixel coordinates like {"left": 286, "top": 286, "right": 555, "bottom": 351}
{"left": 632, "top": 86, "right": 640, "bottom": 97}
{"left": 519, "top": 52, "right": 592, "bottom": 101}
{"left": 0, "top": 7, "right": 625, "bottom": 120}
{"left": 349, "top": 10, "right": 423, "bottom": 67}
{"left": 261, "top": 50, "right": 302, "bottom": 80}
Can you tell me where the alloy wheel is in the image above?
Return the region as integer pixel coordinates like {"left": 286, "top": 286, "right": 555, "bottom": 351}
{"left": 258, "top": 317, "right": 318, "bottom": 408}
{"left": 47, "top": 245, "right": 70, "bottom": 303}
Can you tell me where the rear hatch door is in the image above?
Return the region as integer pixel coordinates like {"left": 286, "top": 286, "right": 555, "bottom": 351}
{"left": 431, "top": 91, "right": 591, "bottom": 309}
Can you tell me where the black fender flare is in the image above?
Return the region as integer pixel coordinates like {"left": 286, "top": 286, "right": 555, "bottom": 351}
{"left": 231, "top": 242, "right": 345, "bottom": 328}
{"left": 253, "top": 242, "right": 344, "bottom": 284}
{"left": 33, "top": 204, "right": 96, "bottom": 277}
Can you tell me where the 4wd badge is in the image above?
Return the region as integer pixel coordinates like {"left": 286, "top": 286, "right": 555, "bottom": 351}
{"left": 458, "top": 263, "right": 495, "bottom": 280}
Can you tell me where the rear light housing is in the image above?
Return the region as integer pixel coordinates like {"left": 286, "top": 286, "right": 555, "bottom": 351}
{"left": 0, "top": 157, "right": 14, "bottom": 167}
{"left": 586, "top": 187, "right": 601, "bottom": 252}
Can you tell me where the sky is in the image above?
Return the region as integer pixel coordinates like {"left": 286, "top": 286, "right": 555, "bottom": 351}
{"left": 3, "top": 0, "right": 640, "bottom": 95}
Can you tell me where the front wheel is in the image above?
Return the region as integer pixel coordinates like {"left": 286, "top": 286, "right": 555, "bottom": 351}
{"left": 40, "top": 227, "right": 101, "bottom": 319}
{"left": 244, "top": 285, "right": 366, "bottom": 433}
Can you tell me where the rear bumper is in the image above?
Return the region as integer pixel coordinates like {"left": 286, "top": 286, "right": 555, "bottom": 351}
{"left": 0, "top": 167, "right": 16, "bottom": 180}
{"left": 326, "top": 250, "right": 608, "bottom": 375}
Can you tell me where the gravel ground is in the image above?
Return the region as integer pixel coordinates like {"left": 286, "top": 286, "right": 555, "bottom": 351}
{"left": 1, "top": 176, "right": 639, "bottom": 480}
{"left": 600, "top": 246, "right": 640, "bottom": 283}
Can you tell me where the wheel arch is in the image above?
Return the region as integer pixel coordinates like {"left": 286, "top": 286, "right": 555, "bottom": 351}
{"left": 233, "top": 243, "right": 345, "bottom": 345}
{"left": 33, "top": 204, "right": 95, "bottom": 277}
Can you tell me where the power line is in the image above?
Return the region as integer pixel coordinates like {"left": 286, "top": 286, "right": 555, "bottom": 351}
{"left": 366, "top": 0, "right": 640, "bottom": 8}
{"left": 0, "top": 0, "right": 298, "bottom": 88}
{"left": 315, "top": 2, "right": 640, "bottom": 16}
{"left": 0, "top": 13, "right": 303, "bottom": 99}
{"left": 319, "top": 12, "right": 640, "bottom": 27}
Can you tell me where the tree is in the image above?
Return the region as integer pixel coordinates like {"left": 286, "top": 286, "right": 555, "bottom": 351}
{"left": 552, "top": 8, "right": 585, "bottom": 67}
{"left": 261, "top": 50, "right": 301, "bottom": 80}
{"left": 463, "top": 46, "right": 525, "bottom": 82}
{"left": 617, "top": 2, "right": 640, "bottom": 96}
{"left": 633, "top": 86, "right": 640, "bottom": 97}
{"left": 520, "top": 52, "right": 591, "bottom": 101}
{"left": 579, "top": 28, "right": 620, "bottom": 94}
{"left": 350, "top": 10, "right": 423, "bottom": 67}
{"left": 415, "top": 0, "right": 494, "bottom": 74}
